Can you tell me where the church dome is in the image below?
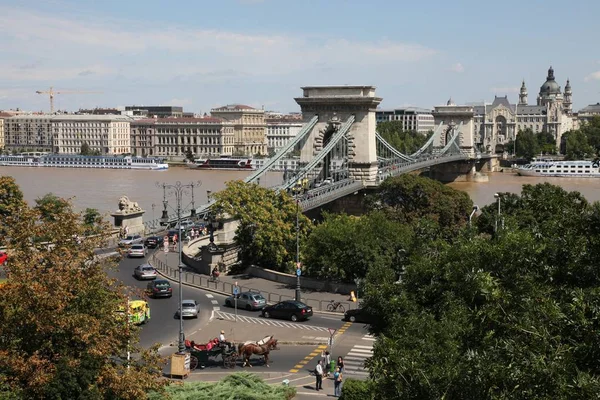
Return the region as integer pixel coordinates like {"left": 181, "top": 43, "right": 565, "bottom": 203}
{"left": 539, "top": 66, "right": 561, "bottom": 95}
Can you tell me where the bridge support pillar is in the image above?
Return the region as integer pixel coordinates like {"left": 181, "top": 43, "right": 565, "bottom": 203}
{"left": 428, "top": 160, "right": 489, "bottom": 183}
{"left": 294, "top": 86, "right": 382, "bottom": 186}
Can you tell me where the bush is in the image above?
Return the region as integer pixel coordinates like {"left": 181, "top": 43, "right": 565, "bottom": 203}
{"left": 148, "top": 372, "right": 296, "bottom": 400}
{"left": 339, "top": 378, "right": 374, "bottom": 400}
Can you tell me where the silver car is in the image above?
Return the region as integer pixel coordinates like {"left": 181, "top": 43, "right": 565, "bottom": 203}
{"left": 134, "top": 264, "right": 157, "bottom": 280}
{"left": 119, "top": 234, "right": 144, "bottom": 247}
{"left": 225, "top": 291, "right": 267, "bottom": 311}
{"left": 175, "top": 300, "right": 200, "bottom": 319}
{"left": 128, "top": 244, "right": 147, "bottom": 258}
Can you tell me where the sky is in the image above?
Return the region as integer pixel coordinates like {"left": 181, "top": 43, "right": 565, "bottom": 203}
{"left": 1, "top": 0, "right": 599, "bottom": 114}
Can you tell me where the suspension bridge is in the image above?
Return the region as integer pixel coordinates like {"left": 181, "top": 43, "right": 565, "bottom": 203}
{"left": 146, "top": 85, "right": 492, "bottom": 230}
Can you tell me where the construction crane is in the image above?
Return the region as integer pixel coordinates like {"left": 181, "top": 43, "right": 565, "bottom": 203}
{"left": 35, "top": 87, "right": 103, "bottom": 113}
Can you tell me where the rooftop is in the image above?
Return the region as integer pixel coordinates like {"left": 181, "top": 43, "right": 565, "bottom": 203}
{"left": 5, "top": 114, "right": 133, "bottom": 121}
{"left": 211, "top": 104, "right": 257, "bottom": 111}
{"left": 132, "top": 117, "right": 228, "bottom": 124}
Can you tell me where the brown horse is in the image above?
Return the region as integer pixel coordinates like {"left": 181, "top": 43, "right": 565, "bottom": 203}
{"left": 237, "top": 337, "right": 279, "bottom": 367}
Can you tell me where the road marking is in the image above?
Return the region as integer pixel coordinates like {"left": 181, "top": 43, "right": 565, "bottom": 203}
{"left": 289, "top": 369, "right": 299, "bottom": 373}
{"left": 214, "top": 311, "right": 329, "bottom": 331}
{"left": 205, "top": 294, "right": 214, "bottom": 298}
{"left": 341, "top": 333, "right": 373, "bottom": 377}
{"left": 211, "top": 300, "right": 219, "bottom": 305}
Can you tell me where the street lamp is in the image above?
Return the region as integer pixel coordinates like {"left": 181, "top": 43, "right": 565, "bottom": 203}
{"left": 292, "top": 183, "right": 301, "bottom": 302}
{"left": 494, "top": 193, "right": 503, "bottom": 233}
{"left": 156, "top": 180, "right": 202, "bottom": 354}
{"left": 151, "top": 203, "right": 156, "bottom": 233}
{"left": 469, "top": 205, "right": 479, "bottom": 227}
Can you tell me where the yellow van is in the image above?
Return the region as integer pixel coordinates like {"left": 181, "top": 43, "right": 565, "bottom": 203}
{"left": 118, "top": 300, "right": 151, "bottom": 325}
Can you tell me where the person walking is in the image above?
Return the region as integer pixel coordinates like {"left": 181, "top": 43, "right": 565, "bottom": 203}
{"left": 324, "top": 351, "right": 332, "bottom": 378}
{"left": 337, "top": 356, "right": 344, "bottom": 373}
{"left": 333, "top": 366, "right": 343, "bottom": 397}
{"left": 315, "top": 360, "right": 324, "bottom": 391}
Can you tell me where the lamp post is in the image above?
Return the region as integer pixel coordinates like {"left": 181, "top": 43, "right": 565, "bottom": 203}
{"left": 293, "top": 184, "right": 301, "bottom": 302}
{"left": 151, "top": 203, "right": 156, "bottom": 233}
{"left": 157, "top": 180, "right": 201, "bottom": 354}
{"left": 469, "top": 205, "right": 479, "bottom": 228}
{"left": 494, "top": 193, "right": 502, "bottom": 233}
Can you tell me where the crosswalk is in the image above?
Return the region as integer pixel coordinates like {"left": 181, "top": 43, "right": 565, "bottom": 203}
{"left": 343, "top": 333, "right": 375, "bottom": 377}
{"left": 214, "top": 311, "right": 329, "bottom": 331}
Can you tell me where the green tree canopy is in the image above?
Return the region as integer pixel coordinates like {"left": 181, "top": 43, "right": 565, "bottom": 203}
{"left": 212, "top": 180, "right": 310, "bottom": 272}
{"left": 303, "top": 211, "right": 413, "bottom": 282}
{"left": 580, "top": 116, "right": 600, "bottom": 156}
{"left": 565, "top": 129, "right": 594, "bottom": 160}
{"left": 185, "top": 148, "right": 195, "bottom": 162}
{"left": 369, "top": 174, "right": 473, "bottom": 239}
{"left": 376, "top": 121, "right": 430, "bottom": 154}
{"left": 0, "top": 190, "right": 165, "bottom": 399}
{"left": 80, "top": 142, "right": 92, "bottom": 156}
{"left": 34, "top": 193, "right": 71, "bottom": 222}
{"left": 514, "top": 128, "right": 540, "bottom": 159}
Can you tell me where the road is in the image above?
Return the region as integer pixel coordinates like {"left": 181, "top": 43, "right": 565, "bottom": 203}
{"left": 110, "top": 249, "right": 356, "bottom": 357}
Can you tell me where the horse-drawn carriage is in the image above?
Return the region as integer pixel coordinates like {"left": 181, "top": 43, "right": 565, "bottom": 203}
{"left": 237, "top": 335, "right": 279, "bottom": 367}
{"left": 184, "top": 338, "right": 238, "bottom": 369}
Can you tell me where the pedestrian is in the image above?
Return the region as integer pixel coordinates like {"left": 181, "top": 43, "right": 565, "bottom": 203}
{"left": 333, "top": 366, "right": 343, "bottom": 397}
{"left": 324, "top": 351, "right": 332, "bottom": 377}
{"left": 337, "top": 356, "right": 344, "bottom": 373}
{"left": 314, "top": 360, "right": 323, "bottom": 391}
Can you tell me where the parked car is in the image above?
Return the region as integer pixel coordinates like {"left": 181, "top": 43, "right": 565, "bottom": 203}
{"left": 128, "top": 244, "right": 147, "bottom": 258}
{"left": 225, "top": 291, "right": 267, "bottom": 311}
{"left": 134, "top": 264, "right": 157, "bottom": 280}
{"left": 146, "top": 279, "right": 172, "bottom": 298}
{"left": 343, "top": 308, "right": 375, "bottom": 324}
{"left": 0, "top": 251, "right": 7, "bottom": 266}
{"left": 119, "top": 234, "right": 143, "bottom": 247}
{"left": 175, "top": 300, "right": 200, "bottom": 318}
{"left": 315, "top": 178, "right": 333, "bottom": 188}
{"left": 261, "top": 300, "right": 313, "bottom": 322}
{"left": 144, "top": 236, "right": 164, "bottom": 249}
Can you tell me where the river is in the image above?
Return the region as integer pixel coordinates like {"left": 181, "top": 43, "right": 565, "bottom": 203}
{"left": 2, "top": 166, "right": 600, "bottom": 216}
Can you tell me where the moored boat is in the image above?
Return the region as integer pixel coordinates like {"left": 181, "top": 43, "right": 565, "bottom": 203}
{"left": 0, "top": 154, "right": 168, "bottom": 170}
{"left": 191, "top": 157, "right": 255, "bottom": 170}
{"left": 517, "top": 159, "right": 600, "bottom": 177}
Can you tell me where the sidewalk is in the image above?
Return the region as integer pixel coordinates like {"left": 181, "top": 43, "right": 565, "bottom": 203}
{"left": 151, "top": 250, "right": 359, "bottom": 314}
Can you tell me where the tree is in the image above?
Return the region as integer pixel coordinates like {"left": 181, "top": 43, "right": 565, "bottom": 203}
{"left": 34, "top": 193, "right": 71, "bottom": 222}
{"left": 212, "top": 180, "right": 310, "bottom": 272}
{"left": 515, "top": 128, "right": 540, "bottom": 159}
{"left": 369, "top": 174, "right": 473, "bottom": 239}
{"left": 0, "top": 176, "right": 26, "bottom": 246}
{"left": 535, "top": 131, "right": 557, "bottom": 155}
{"left": 579, "top": 116, "right": 600, "bottom": 156}
{"left": 83, "top": 208, "right": 102, "bottom": 235}
{"left": 362, "top": 183, "right": 600, "bottom": 399}
{"left": 565, "top": 129, "right": 594, "bottom": 160}
{"left": 0, "top": 189, "right": 165, "bottom": 399}
{"left": 303, "top": 211, "right": 413, "bottom": 282}
{"left": 80, "top": 142, "right": 92, "bottom": 156}
{"left": 376, "top": 121, "right": 430, "bottom": 155}
{"left": 184, "top": 148, "right": 195, "bottom": 162}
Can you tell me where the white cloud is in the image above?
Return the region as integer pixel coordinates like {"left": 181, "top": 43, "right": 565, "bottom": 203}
{"left": 584, "top": 71, "right": 600, "bottom": 82}
{"left": 0, "top": 6, "right": 437, "bottom": 83}
{"left": 490, "top": 87, "right": 520, "bottom": 93}
{"left": 450, "top": 63, "right": 464, "bottom": 73}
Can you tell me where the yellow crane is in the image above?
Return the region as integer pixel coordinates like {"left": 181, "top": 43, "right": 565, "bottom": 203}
{"left": 35, "top": 87, "right": 103, "bottom": 113}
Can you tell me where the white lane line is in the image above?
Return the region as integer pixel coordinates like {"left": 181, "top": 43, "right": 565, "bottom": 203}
{"left": 213, "top": 306, "right": 220, "bottom": 311}
{"left": 350, "top": 349, "right": 373, "bottom": 355}
{"left": 345, "top": 356, "right": 368, "bottom": 361}
{"left": 205, "top": 294, "right": 214, "bottom": 298}
{"left": 211, "top": 300, "right": 219, "bottom": 305}
{"left": 353, "top": 345, "right": 374, "bottom": 349}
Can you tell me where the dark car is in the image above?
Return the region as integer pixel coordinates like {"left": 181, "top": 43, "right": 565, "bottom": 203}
{"left": 343, "top": 308, "right": 375, "bottom": 324}
{"left": 144, "top": 236, "right": 164, "bottom": 249}
{"left": 261, "top": 300, "right": 313, "bottom": 322}
{"left": 146, "top": 279, "right": 172, "bottom": 298}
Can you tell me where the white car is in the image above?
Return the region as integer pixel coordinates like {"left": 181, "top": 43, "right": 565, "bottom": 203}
{"left": 315, "top": 178, "right": 333, "bottom": 188}
{"left": 175, "top": 300, "right": 200, "bottom": 319}
{"left": 134, "top": 264, "right": 157, "bottom": 280}
{"left": 128, "top": 244, "right": 147, "bottom": 258}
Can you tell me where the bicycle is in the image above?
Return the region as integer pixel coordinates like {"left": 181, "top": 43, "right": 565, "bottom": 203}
{"left": 327, "top": 300, "right": 345, "bottom": 313}
{"left": 209, "top": 271, "right": 220, "bottom": 283}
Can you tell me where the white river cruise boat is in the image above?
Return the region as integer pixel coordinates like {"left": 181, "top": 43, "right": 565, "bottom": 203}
{"left": 517, "top": 160, "right": 600, "bottom": 177}
{"left": 0, "top": 154, "right": 169, "bottom": 170}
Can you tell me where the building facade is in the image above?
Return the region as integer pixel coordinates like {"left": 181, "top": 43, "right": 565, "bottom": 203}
{"left": 265, "top": 117, "right": 303, "bottom": 154}
{"left": 131, "top": 117, "right": 235, "bottom": 159}
{"left": 3, "top": 114, "right": 132, "bottom": 154}
{"left": 210, "top": 104, "right": 267, "bottom": 156}
{"left": 125, "top": 106, "right": 184, "bottom": 118}
{"left": 434, "top": 67, "right": 576, "bottom": 153}
{"left": 375, "top": 107, "right": 435, "bottom": 133}
{"left": 578, "top": 103, "right": 600, "bottom": 124}
{"left": 0, "top": 112, "right": 12, "bottom": 150}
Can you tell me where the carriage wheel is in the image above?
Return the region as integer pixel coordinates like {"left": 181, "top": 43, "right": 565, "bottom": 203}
{"left": 189, "top": 356, "right": 199, "bottom": 371}
{"left": 224, "top": 354, "right": 237, "bottom": 369}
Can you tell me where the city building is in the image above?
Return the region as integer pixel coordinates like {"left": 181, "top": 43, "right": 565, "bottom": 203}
{"left": 0, "top": 112, "right": 14, "bottom": 150}
{"left": 577, "top": 103, "right": 600, "bottom": 124}
{"left": 125, "top": 106, "right": 184, "bottom": 118}
{"left": 210, "top": 104, "right": 267, "bottom": 156}
{"left": 3, "top": 114, "right": 132, "bottom": 154}
{"left": 435, "top": 66, "right": 576, "bottom": 153}
{"left": 130, "top": 117, "right": 235, "bottom": 159}
{"left": 76, "top": 108, "right": 121, "bottom": 115}
{"left": 265, "top": 116, "right": 303, "bottom": 154}
{"left": 375, "top": 107, "right": 435, "bottom": 134}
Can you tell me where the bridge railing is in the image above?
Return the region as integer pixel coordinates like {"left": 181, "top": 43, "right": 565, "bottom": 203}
{"left": 376, "top": 154, "right": 469, "bottom": 183}
{"left": 295, "top": 179, "right": 366, "bottom": 211}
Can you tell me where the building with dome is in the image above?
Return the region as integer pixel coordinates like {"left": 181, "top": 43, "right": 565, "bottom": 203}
{"left": 433, "top": 66, "right": 577, "bottom": 153}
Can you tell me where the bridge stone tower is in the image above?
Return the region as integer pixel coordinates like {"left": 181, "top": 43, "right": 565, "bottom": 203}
{"left": 432, "top": 100, "right": 476, "bottom": 156}
{"left": 294, "top": 86, "right": 382, "bottom": 185}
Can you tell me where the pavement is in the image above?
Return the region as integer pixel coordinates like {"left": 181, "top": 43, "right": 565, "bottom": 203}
{"left": 152, "top": 249, "right": 359, "bottom": 314}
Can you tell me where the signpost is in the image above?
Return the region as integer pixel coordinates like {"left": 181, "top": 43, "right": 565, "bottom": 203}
{"left": 233, "top": 282, "right": 239, "bottom": 322}
{"left": 327, "top": 328, "right": 336, "bottom": 350}
{"left": 296, "top": 268, "right": 301, "bottom": 277}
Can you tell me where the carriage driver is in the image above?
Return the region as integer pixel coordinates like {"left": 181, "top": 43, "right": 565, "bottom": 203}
{"left": 218, "top": 330, "right": 232, "bottom": 349}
